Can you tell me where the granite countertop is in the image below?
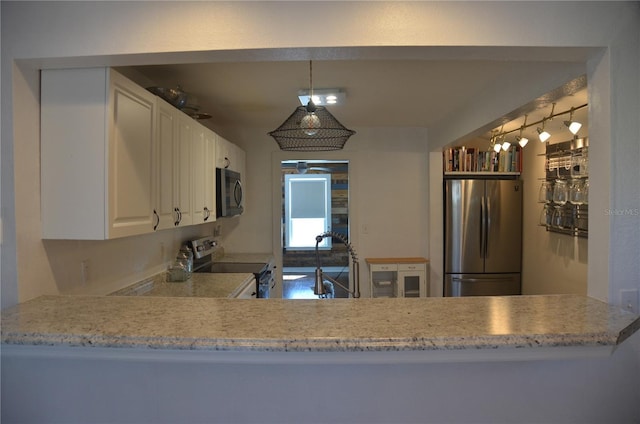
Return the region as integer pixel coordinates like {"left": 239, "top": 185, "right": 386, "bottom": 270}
{"left": 109, "top": 272, "right": 255, "bottom": 298}
{"left": 1, "top": 295, "right": 638, "bottom": 353}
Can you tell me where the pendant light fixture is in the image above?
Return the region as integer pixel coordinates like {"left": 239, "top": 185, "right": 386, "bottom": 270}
{"left": 268, "top": 61, "right": 356, "bottom": 151}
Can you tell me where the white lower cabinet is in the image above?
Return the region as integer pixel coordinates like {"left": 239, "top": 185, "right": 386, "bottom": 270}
{"left": 367, "top": 259, "right": 428, "bottom": 298}
{"left": 397, "top": 263, "right": 426, "bottom": 297}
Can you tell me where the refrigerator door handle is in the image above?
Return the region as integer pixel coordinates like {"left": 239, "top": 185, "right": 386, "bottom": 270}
{"left": 485, "top": 195, "right": 491, "bottom": 258}
{"left": 480, "top": 196, "right": 486, "bottom": 259}
{"left": 452, "top": 276, "right": 516, "bottom": 283}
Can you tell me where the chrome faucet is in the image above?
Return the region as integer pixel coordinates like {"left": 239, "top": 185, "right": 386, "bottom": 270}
{"left": 313, "top": 231, "right": 360, "bottom": 298}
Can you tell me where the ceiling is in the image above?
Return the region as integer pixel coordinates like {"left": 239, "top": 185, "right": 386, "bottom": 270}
{"left": 123, "top": 58, "right": 588, "bottom": 146}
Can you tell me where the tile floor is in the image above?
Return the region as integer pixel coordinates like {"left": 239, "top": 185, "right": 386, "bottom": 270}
{"left": 282, "top": 271, "right": 350, "bottom": 299}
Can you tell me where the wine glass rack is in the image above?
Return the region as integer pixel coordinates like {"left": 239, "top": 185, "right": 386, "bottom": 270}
{"left": 539, "top": 138, "right": 588, "bottom": 238}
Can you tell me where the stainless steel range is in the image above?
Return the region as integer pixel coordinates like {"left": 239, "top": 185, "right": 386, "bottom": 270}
{"left": 190, "top": 237, "right": 275, "bottom": 298}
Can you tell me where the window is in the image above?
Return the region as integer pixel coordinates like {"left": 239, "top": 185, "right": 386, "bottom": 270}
{"left": 284, "top": 174, "right": 332, "bottom": 249}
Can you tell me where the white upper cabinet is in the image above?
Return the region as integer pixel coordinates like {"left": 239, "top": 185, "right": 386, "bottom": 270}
{"left": 174, "top": 114, "right": 194, "bottom": 227}
{"left": 215, "top": 136, "right": 231, "bottom": 170}
{"left": 204, "top": 130, "right": 217, "bottom": 222}
{"left": 215, "top": 135, "right": 245, "bottom": 174}
{"left": 158, "top": 100, "right": 218, "bottom": 229}
{"left": 156, "top": 98, "right": 178, "bottom": 230}
{"left": 41, "top": 68, "right": 157, "bottom": 239}
{"left": 192, "top": 124, "right": 217, "bottom": 224}
{"left": 41, "top": 67, "right": 233, "bottom": 240}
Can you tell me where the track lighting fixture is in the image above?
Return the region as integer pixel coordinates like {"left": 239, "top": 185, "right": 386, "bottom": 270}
{"left": 563, "top": 107, "right": 582, "bottom": 135}
{"left": 516, "top": 135, "right": 529, "bottom": 147}
{"left": 537, "top": 119, "right": 551, "bottom": 143}
{"left": 489, "top": 131, "right": 502, "bottom": 152}
{"left": 516, "top": 115, "right": 529, "bottom": 147}
{"left": 537, "top": 103, "right": 555, "bottom": 142}
{"left": 501, "top": 134, "right": 511, "bottom": 151}
{"left": 489, "top": 103, "right": 586, "bottom": 151}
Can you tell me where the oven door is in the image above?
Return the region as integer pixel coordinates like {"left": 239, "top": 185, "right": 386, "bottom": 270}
{"left": 257, "top": 270, "right": 272, "bottom": 299}
{"left": 236, "top": 277, "right": 258, "bottom": 299}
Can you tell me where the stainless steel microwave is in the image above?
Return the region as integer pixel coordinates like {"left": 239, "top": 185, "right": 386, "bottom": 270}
{"left": 216, "top": 168, "right": 244, "bottom": 218}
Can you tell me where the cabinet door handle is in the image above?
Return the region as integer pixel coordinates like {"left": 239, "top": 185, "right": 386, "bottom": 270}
{"left": 174, "top": 208, "right": 180, "bottom": 226}
{"left": 204, "top": 206, "right": 209, "bottom": 221}
{"left": 153, "top": 209, "right": 159, "bottom": 231}
{"left": 233, "top": 180, "right": 243, "bottom": 207}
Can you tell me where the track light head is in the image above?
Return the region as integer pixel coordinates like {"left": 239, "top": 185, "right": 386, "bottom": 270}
{"left": 565, "top": 120, "right": 582, "bottom": 134}
{"left": 537, "top": 128, "right": 551, "bottom": 142}
{"left": 563, "top": 107, "right": 582, "bottom": 135}
{"left": 517, "top": 136, "right": 529, "bottom": 147}
{"left": 537, "top": 119, "right": 550, "bottom": 142}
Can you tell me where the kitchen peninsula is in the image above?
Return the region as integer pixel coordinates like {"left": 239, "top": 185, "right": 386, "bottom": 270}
{"left": 3, "top": 294, "right": 637, "bottom": 355}
{"left": 2, "top": 294, "right": 639, "bottom": 423}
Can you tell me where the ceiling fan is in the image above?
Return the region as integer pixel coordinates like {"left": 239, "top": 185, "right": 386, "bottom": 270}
{"left": 282, "top": 161, "right": 333, "bottom": 174}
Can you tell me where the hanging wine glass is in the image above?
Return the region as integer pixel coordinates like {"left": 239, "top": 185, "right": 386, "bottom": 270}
{"left": 551, "top": 207, "right": 565, "bottom": 229}
{"left": 552, "top": 180, "right": 568, "bottom": 205}
{"left": 569, "top": 179, "right": 585, "bottom": 205}
{"left": 539, "top": 204, "right": 552, "bottom": 226}
{"left": 583, "top": 179, "right": 589, "bottom": 205}
{"left": 538, "top": 181, "right": 552, "bottom": 203}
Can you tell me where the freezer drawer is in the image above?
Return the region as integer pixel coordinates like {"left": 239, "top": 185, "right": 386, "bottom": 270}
{"left": 444, "top": 273, "right": 521, "bottom": 296}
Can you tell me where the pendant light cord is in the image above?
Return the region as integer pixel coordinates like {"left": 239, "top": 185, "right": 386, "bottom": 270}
{"left": 306, "top": 60, "right": 317, "bottom": 113}
{"left": 309, "top": 60, "right": 314, "bottom": 99}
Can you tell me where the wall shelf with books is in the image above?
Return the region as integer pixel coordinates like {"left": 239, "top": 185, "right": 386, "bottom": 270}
{"left": 442, "top": 146, "right": 522, "bottom": 175}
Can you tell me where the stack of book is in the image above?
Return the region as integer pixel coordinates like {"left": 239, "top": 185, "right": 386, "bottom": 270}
{"left": 442, "top": 146, "right": 522, "bottom": 173}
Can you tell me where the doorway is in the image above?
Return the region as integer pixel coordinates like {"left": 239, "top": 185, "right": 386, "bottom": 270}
{"left": 280, "top": 160, "right": 350, "bottom": 298}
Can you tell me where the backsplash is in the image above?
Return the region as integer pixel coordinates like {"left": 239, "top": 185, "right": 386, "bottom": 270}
{"left": 42, "top": 224, "right": 215, "bottom": 297}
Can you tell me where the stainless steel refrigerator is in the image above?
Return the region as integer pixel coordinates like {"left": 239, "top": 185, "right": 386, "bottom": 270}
{"left": 444, "top": 178, "right": 522, "bottom": 296}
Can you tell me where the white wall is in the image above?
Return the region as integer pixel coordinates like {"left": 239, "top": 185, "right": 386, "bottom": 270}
{"left": 1, "top": 1, "right": 639, "bottom": 422}
{"left": 221, "top": 125, "right": 429, "bottom": 298}
{"left": 3, "top": 1, "right": 638, "bottom": 308}
{"left": 521, "top": 138, "right": 588, "bottom": 295}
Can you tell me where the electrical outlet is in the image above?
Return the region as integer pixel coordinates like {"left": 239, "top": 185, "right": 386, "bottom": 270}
{"left": 620, "top": 289, "right": 639, "bottom": 314}
{"left": 80, "top": 259, "right": 90, "bottom": 285}
{"left": 361, "top": 223, "right": 369, "bottom": 234}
